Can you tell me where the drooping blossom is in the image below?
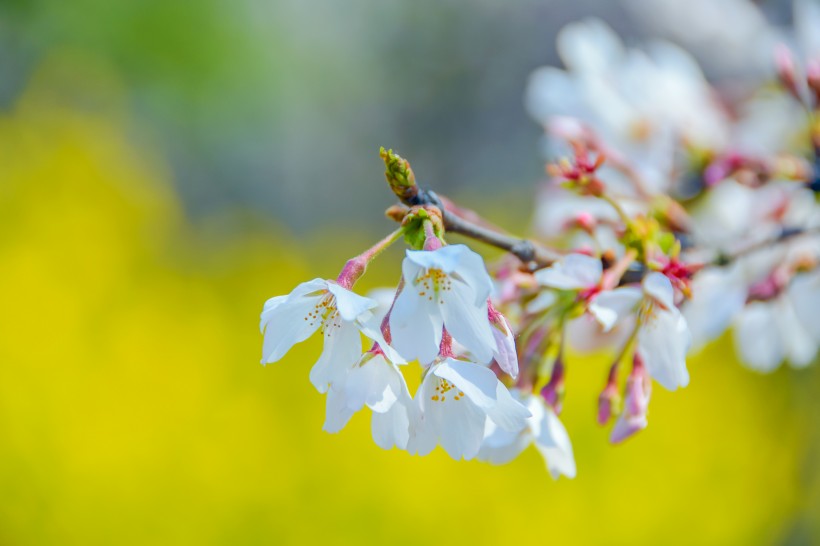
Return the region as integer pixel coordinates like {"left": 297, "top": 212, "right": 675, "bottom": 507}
{"left": 390, "top": 244, "right": 497, "bottom": 365}
{"left": 408, "top": 358, "right": 531, "bottom": 460}
{"left": 260, "top": 279, "right": 379, "bottom": 392}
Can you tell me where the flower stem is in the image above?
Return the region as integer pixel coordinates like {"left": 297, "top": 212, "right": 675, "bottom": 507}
{"left": 336, "top": 227, "right": 404, "bottom": 289}
{"left": 600, "top": 193, "right": 633, "bottom": 229}
{"left": 602, "top": 249, "right": 638, "bottom": 289}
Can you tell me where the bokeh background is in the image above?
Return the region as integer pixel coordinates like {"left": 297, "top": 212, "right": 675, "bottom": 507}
{"left": 0, "top": 0, "right": 818, "bottom": 544}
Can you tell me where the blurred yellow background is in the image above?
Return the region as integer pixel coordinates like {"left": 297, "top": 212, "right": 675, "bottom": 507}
{"left": 0, "top": 54, "right": 818, "bottom": 545}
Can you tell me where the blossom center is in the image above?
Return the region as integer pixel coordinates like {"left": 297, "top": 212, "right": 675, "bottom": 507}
{"left": 430, "top": 378, "right": 465, "bottom": 402}
{"left": 304, "top": 293, "right": 341, "bottom": 333}
{"left": 415, "top": 268, "right": 452, "bottom": 303}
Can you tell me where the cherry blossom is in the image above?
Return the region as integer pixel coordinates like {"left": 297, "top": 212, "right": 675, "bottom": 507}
{"left": 390, "top": 244, "right": 497, "bottom": 365}
{"left": 408, "top": 358, "right": 530, "bottom": 460}
{"left": 260, "top": 279, "right": 379, "bottom": 393}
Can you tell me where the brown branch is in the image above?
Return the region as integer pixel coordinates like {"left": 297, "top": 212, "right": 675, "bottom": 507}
{"left": 381, "top": 148, "right": 560, "bottom": 269}
{"left": 401, "top": 187, "right": 560, "bottom": 269}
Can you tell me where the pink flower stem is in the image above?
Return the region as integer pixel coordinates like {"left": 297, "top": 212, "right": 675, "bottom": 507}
{"left": 602, "top": 249, "right": 638, "bottom": 289}
{"left": 336, "top": 227, "right": 404, "bottom": 289}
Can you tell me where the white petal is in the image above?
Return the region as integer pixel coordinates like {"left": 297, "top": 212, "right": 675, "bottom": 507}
{"left": 410, "top": 367, "right": 487, "bottom": 460}
{"left": 478, "top": 420, "right": 530, "bottom": 465}
{"left": 364, "top": 288, "right": 396, "bottom": 323}
{"left": 775, "top": 297, "right": 817, "bottom": 368}
{"left": 557, "top": 18, "right": 624, "bottom": 75}
{"left": 323, "top": 386, "right": 356, "bottom": 434}
{"left": 326, "top": 283, "right": 377, "bottom": 322}
{"left": 788, "top": 271, "right": 820, "bottom": 342}
{"left": 440, "top": 284, "right": 496, "bottom": 364}
{"left": 434, "top": 359, "right": 497, "bottom": 406}
{"left": 733, "top": 303, "right": 784, "bottom": 373}
{"left": 345, "top": 355, "right": 402, "bottom": 413}
{"left": 261, "top": 293, "right": 324, "bottom": 364}
{"left": 683, "top": 266, "right": 746, "bottom": 348}
{"left": 406, "top": 374, "right": 438, "bottom": 457}
{"left": 433, "top": 397, "right": 487, "bottom": 460}
{"left": 638, "top": 307, "right": 691, "bottom": 390}
{"left": 589, "top": 287, "right": 642, "bottom": 332}
{"left": 389, "top": 283, "right": 443, "bottom": 364}
{"left": 309, "top": 322, "right": 362, "bottom": 393}
{"left": 260, "top": 295, "right": 288, "bottom": 333}
{"left": 534, "top": 405, "right": 577, "bottom": 479}
{"left": 371, "top": 397, "right": 412, "bottom": 450}
{"left": 286, "top": 278, "right": 330, "bottom": 299}
{"left": 435, "top": 360, "right": 530, "bottom": 431}
{"left": 406, "top": 245, "right": 494, "bottom": 304}
{"left": 489, "top": 380, "right": 533, "bottom": 431}
{"left": 533, "top": 253, "right": 602, "bottom": 290}
{"left": 526, "top": 291, "right": 557, "bottom": 314}
{"left": 642, "top": 272, "right": 675, "bottom": 310}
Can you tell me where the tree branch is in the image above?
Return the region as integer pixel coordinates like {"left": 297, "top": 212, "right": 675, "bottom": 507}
{"left": 401, "top": 187, "right": 560, "bottom": 269}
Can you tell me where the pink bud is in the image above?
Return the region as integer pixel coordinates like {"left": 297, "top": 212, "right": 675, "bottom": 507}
{"left": 488, "top": 302, "right": 519, "bottom": 378}
{"left": 540, "top": 358, "right": 565, "bottom": 415}
{"left": 610, "top": 354, "right": 651, "bottom": 444}
{"left": 597, "top": 381, "right": 619, "bottom": 425}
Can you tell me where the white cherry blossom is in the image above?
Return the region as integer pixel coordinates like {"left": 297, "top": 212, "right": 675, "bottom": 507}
{"left": 478, "top": 390, "right": 576, "bottom": 479}
{"left": 408, "top": 359, "right": 530, "bottom": 460}
{"left": 260, "top": 279, "right": 379, "bottom": 393}
{"left": 590, "top": 272, "right": 692, "bottom": 390}
{"left": 526, "top": 18, "right": 729, "bottom": 195}
{"left": 390, "top": 244, "right": 497, "bottom": 364}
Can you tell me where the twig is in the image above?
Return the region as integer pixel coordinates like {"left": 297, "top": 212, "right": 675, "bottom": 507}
{"left": 402, "top": 187, "right": 560, "bottom": 269}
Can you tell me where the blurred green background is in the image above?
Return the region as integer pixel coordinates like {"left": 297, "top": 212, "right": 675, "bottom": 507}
{"left": 0, "top": 0, "right": 818, "bottom": 544}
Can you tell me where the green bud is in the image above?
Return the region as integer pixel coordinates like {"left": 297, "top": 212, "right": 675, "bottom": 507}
{"left": 380, "top": 147, "right": 418, "bottom": 203}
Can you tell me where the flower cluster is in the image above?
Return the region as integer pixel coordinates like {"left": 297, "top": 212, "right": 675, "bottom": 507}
{"left": 526, "top": 8, "right": 820, "bottom": 376}
{"left": 260, "top": 3, "right": 820, "bottom": 476}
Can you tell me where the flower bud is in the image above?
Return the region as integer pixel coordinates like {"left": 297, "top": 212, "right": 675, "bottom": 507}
{"left": 597, "top": 379, "right": 620, "bottom": 425}
{"left": 610, "top": 354, "right": 651, "bottom": 444}
{"left": 488, "top": 303, "right": 519, "bottom": 378}
{"left": 540, "top": 357, "right": 566, "bottom": 415}
{"left": 380, "top": 147, "right": 418, "bottom": 203}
